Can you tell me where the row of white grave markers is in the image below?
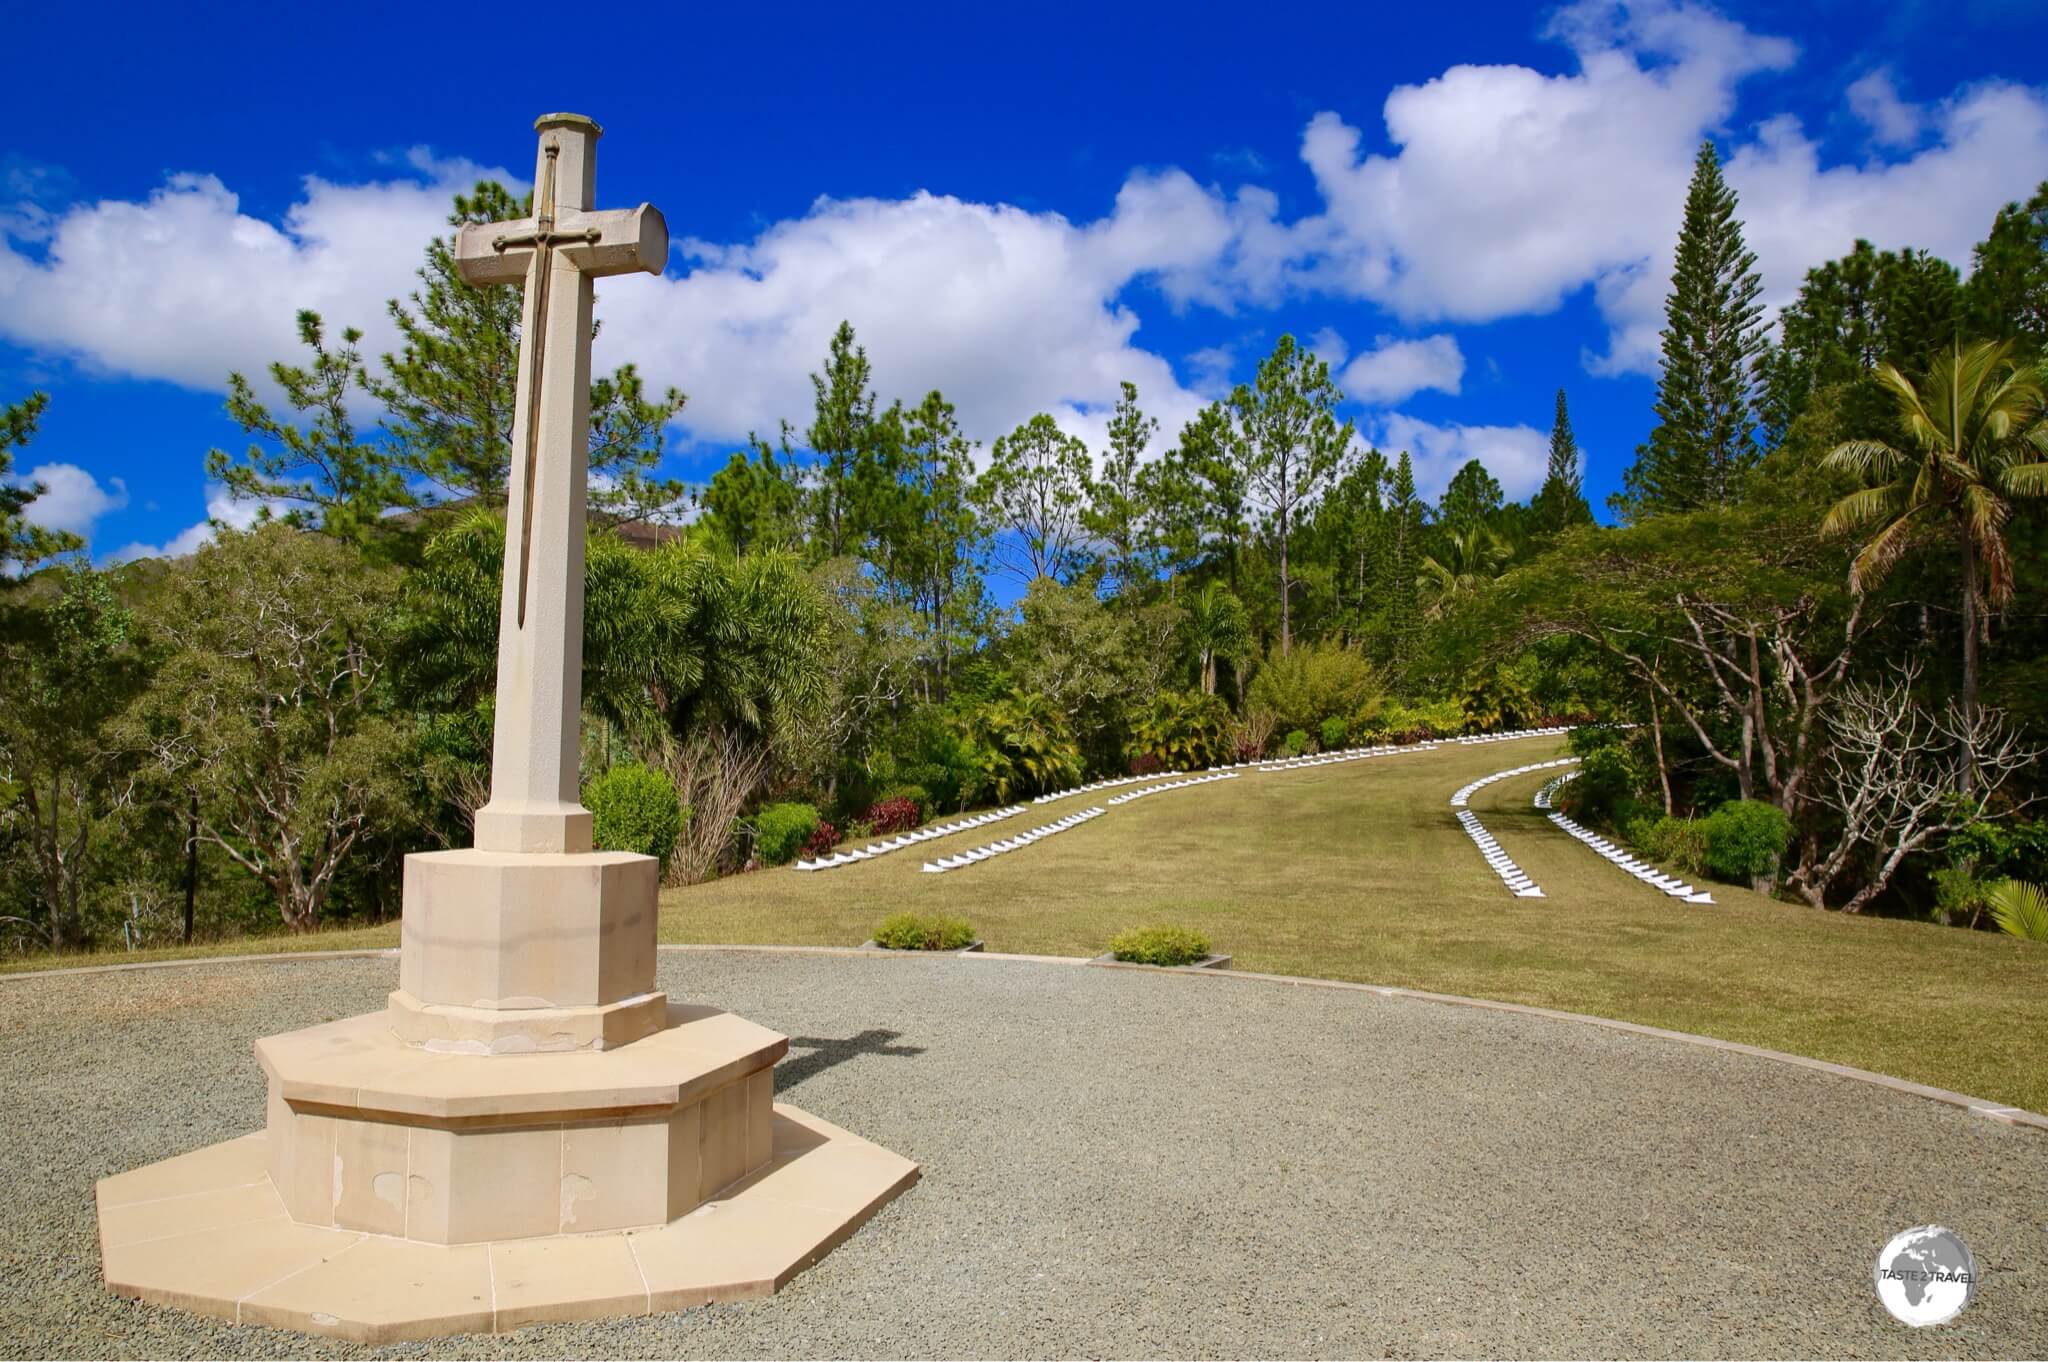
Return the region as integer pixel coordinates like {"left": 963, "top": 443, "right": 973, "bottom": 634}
{"left": 1105, "top": 771, "right": 1238, "bottom": 805}
{"left": 1032, "top": 771, "right": 1184, "bottom": 804}
{"left": 921, "top": 807, "right": 1107, "bottom": 874}
{"left": 793, "top": 805, "right": 1027, "bottom": 872}
{"left": 1238, "top": 743, "right": 1438, "bottom": 774}
{"left": 1449, "top": 756, "right": 1580, "bottom": 808}
{"left": 1448, "top": 756, "right": 1579, "bottom": 898}
{"left": 1453, "top": 725, "right": 1575, "bottom": 745}
{"left": 1533, "top": 771, "right": 1715, "bottom": 904}
{"left": 1454, "top": 809, "right": 1544, "bottom": 897}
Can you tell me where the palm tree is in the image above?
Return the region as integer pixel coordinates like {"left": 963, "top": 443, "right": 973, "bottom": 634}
{"left": 1181, "top": 581, "right": 1251, "bottom": 695}
{"left": 1419, "top": 525, "right": 1512, "bottom": 619}
{"left": 1821, "top": 340, "right": 2048, "bottom": 738}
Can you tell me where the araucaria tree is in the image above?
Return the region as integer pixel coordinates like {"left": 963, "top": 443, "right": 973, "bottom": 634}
{"left": 1227, "top": 335, "right": 1353, "bottom": 652}
{"left": 1533, "top": 389, "right": 1593, "bottom": 532}
{"left": 1621, "top": 142, "right": 1768, "bottom": 516}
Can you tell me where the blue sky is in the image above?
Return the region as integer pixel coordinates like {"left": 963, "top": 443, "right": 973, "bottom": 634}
{"left": 5, "top": 0, "right": 2047, "bottom": 564}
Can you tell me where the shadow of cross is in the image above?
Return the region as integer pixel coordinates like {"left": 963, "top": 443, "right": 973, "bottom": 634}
{"left": 776, "top": 1029, "right": 926, "bottom": 1093}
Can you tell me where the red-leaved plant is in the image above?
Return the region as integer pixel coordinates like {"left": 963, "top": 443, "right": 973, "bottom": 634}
{"left": 864, "top": 797, "right": 921, "bottom": 834}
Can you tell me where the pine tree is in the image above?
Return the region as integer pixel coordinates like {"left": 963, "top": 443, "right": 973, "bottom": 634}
{"left": 1960, "top": 181, "right": 2048, "bottom": 354}
{"left": 803, "top": 321, "right": 883, "bottom": 560}
{"left": 1436, "top": 458, "right": 1503, "bottom": 533}
{"left": 2, "top": 392, "right": 82, "bottom": 575}
{"left": 1083, "top": 381, "right": 1158, "bottom": 598}
{"left": 207, "top": 310, "right": 413, "bottom": 548}
{"left": 1532, "top": 389, "right": 1593, "bottom": 532}
{"left": 368, "top": 182, "right": 687, "bottom": 520}
{"left": 1619, "top": 142, "right": 1768, "bottom": 517}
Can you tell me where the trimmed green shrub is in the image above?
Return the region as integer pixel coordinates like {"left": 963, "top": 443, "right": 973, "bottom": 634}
{"left": 754, "top": 802, "right": 821, "bottom": 865}
{"left": 1702, "top": 799, "right": 1792, "bottom": 887}
{"left": 1280, "top": 729, "right": 1311, "bottom": 757}
{"left": 1108, "top": 923, "right": 1213, "bottom": 966}
{"left": 583, "top": 763, "right": 685, "bottom": 872}
{"left": 871, "top": 911, "right": 976, "bottom": 950}
{"left": 1625, "top": 814, "right": 1706, "bottom": 876}
{"left": 1319, "top": 716, "right": 1350, "bottom": 750}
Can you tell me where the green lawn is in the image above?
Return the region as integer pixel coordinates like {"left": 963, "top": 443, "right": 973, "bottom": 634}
{"left": 661, "top": 736, "right": 2048, "bottom": 1112}
{"left": 11, "top": 736, "right": 2046, "bottom": 1113}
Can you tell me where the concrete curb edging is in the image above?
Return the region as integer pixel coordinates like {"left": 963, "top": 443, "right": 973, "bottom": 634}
{"left": 7, "top": 941, "right": 2042, "bottom": 1133}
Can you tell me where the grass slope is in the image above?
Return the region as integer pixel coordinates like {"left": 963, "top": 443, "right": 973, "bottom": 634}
{"left": 664, "top": 736, "right": 2048, "bottom": 1111}
{"left": 9, "top": 737, "right": 2043, "bottom": 1111}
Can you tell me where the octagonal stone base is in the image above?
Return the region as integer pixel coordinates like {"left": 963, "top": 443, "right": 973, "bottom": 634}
{"left": 256, "top": 1003, "right": 789, "bottom": 1242}
{"left": 97, "top": 1104, "right": 917, "bottom": 1342}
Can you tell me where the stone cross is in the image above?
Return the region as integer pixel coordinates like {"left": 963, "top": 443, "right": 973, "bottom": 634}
{"left": 455, "top": 113, "right": 667, "bottom": 855}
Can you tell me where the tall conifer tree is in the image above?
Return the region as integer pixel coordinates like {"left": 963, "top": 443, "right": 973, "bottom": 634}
{"left": 1385, "top": 450, "right": 1422, "bottom": 671}
{"left": 1533, "top": 388, "right": 1592, "bottom": 532}
{"left": 1619, "top": 142, "right": 1768, "bottom": 517}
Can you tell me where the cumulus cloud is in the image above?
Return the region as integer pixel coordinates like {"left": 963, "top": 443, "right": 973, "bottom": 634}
{"left": 0, "top": 153, "right": 515, "bottom": 399}
{"left": 1373, "top": 413, "right": 1551, "bottom": 502}
{"left": 1338, "top": 333, "right": 1465, "bottom": 404}
{"left": 593, "top": 182, "right": 1221, "bottom": 459}
{"left": 1288, "top": 0, "right": 2048, "bottom": 375}
{"left": 1847, "top": 70, "right": 1924, "bottom": 149}
{"left": 101, "top": 484, "right": 285, "bottom": 565}
{"left": 14, "top": 461, "right": 127, "bottom": 535}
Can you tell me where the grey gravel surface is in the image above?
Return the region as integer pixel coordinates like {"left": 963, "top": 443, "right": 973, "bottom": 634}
{"left": 2, "top": 951, "right": 2044, "bottom": 1360}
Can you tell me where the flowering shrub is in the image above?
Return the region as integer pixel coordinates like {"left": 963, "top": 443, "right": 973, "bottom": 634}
{"left": 865, "top": 797, "right": 920, "bottom": 834}
{"left": 1129, "top": 752, "right": 1164, "bottom": 777}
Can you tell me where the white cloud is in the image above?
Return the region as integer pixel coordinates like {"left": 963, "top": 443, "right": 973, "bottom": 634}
{"left": 14, "top": 461, "right": 127, "bottom": 535}
{"left": 1285, "top": 0, "right": 2048, "bottom": 376}
{"left": 101, "top": 485, "right": 284, "bottom": 565}
{"left": 0, "top": 154, "right": 515, "bottom": 400}
{"left": 1373, "top": 413, "right": 1550, "bottom": 501}
{"left": 1847, "top": 70, "right": 1924, "bottom": 149}
{"left": 595, "top": 182, "right": 1220, "bottom": 460}
{"left": 1339, "top": 333, "right": 1465, "bottom": 404}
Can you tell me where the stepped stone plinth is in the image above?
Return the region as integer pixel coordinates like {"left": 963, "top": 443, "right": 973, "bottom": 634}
{"left": 95, "top": 112, "right": 917, "bottom": 1342}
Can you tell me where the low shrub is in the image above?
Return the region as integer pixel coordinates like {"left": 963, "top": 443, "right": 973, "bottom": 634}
{"left": 1932, "top": 866, "right": 1992, "bottom": 927}
{"left": 1702, "top": 799, "right": 1792, "bottom": 888}
{"left": 1625, "top": 814, "right": 1706, "bottom": 876}
{"left": 584, "top": 763, "right": 684, "bottom": 872}
{"left": 864, "top": 796, "right": 921, "bottom": 835}
{"left": 1280, "top": 729, "right": 1311, "bottom": 757}
{"left": 755, "top": 802, "right": 821, "bottom": 865}
{"left": 1565, "top": 745, "right": 1642, "bottom": 823}
{"left": 871, "top": 911, "right": 976, "bottom": 951}
{"left": 1319, "top": 716, "right": 1350, "bottom": 750}
{"left": 799, "top": 818, "right": 839, "bottom": 860}
{"left": 1129, "top": 751, "right": 1164, "bottom": 777}
{"left": 1108, "top": 923, "right": 1213, "bottom": 967}
{"left": 877, "top": 784, "right": 930, "bottom": 822}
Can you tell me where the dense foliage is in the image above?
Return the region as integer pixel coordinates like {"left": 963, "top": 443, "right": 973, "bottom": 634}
{"left": 1108, "top": 923, "right": 1214, "bottom": 966}
{"left": 5, "top": 162, "right": 2046, "bottom": 952}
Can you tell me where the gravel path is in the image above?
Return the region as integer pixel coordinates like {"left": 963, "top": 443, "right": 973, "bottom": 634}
{"left": 3, "top": 951, "right": 2044, "bottom": 1359}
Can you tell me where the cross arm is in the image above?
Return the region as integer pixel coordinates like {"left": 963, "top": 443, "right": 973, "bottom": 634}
{"left": 453, "top": 204, "right": 670, "bottom": 286}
